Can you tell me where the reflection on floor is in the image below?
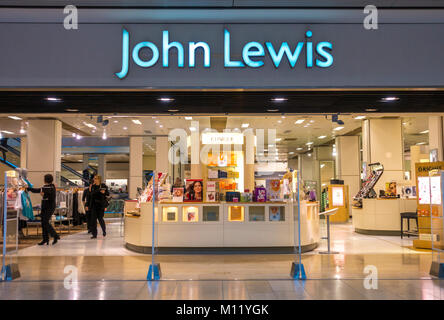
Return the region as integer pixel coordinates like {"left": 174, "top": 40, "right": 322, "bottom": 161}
{"left": 1, "top": 279, "right": 443, "bottom": 300}
{"left": 5, "top": 219, "right": 442, "bottom": 299}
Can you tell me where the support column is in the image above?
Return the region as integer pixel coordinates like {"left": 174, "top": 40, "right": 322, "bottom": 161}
{"left": 156, "top": 136, "right": 169, "bottom": 174}
{"left": 129, "top": 137, "right": 143, "bottom": 199}
{"left": 20, "top": 137, "right": 27, "bottom": 169}
{"left": 98, "top": 154, "right": 107, "bottom": 180}
{"left": 244, "top": 131, "right": 255, "bottom": 192}
{"left": 190, "top": 127, "right": 201, "bottom": 179}
{"left": 428, "top": 116, "right": 444, "bottom": 161}
{"left": 27, "top": 120, "right": 61, "bottom": 200}
{"left": 335, "top": 136, "right": 360, "bottom": 214}
{"left": 362, "top": 118, "right": 404, "bottom": 192}
{"left": 83, "top": 154, "right": 90, "bottom": 170}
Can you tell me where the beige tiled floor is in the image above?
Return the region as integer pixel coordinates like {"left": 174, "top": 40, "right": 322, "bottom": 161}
{"left": 3, "top": 219, "right": 443, "bottom": 299}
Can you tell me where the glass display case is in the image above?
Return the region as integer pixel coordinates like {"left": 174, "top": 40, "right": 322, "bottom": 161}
{"left": 249, "top": 206, "right": 265, "bottom": 221}
{"left": 203, "top": 206, "right": 219, "bottom": 222}
{"left": 183, "top": 206, "right": 199, "bottom": 222}
{"left": 228, "top": 205, "right": 244, "bottom": 222}
{"left": 162, "top": 206, "right": 178, "bottom": 222}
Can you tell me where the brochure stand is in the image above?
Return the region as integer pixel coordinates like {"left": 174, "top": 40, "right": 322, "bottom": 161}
{"left": 291, "top": 171, "right": 306, "bottom": 280}
{"left": 318, "top": 208, "right": 339, "bottom": 255}
{"left": 147, "top": 171, "right": 161, "bottom": 281}
{"left": 429, "top": 170, "right": 444, "bottom": 278}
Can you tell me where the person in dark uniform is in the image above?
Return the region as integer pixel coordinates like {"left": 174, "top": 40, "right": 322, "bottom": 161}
{"left": 83, "top": 177, "right": 94, "bottom": 234}
{"left": 28, "top": 174, "right": 60, "bottom": 245}
{"left": 89, "top": 175, "right": 109, "bottom": 239}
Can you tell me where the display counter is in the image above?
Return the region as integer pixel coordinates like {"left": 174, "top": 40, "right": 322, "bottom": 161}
{"left": 124, "top": 200, "right": 320, "bottom": 253}
{"left": 352, "top": 198, "right": 417, "bottom": 235}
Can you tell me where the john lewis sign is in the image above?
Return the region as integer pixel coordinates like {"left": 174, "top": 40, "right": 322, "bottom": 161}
{"left": 115, "top": 28, "right": 333, "bottom": 79}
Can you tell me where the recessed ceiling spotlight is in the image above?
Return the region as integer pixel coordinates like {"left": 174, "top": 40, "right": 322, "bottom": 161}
{"left": 113, "top": 120, "right": 119, "bottom": 123}
{"left": 1, "top": 130, "right": 13, "bottom": 134}
{"left": 8, "top": 116, "right": 22, "bottom": 120}
{"left": 72, "top": 133, "right": 76, "bottom": 137}
{"left": 76, "top": 135, "right": 82, "bottom": 140}
{"left": 416, "top": 142, "right": 427, "bottom": 145}
{"left": 168, "top": 109, "right": 179, "bottom": 113}
{"left": 365, "top": 108, "right": 378, "bottom": 112}
{"left": 309, "top": 120, "right": 315, "bottom": 123}
{"left": 306, "top": 142, "right": 314, "bottom": 145}
{"left": 271, "top": 97, "right": 287, "bottom": 102}
{"left": 354, "top": 116, "right": 366, "bottom": 120}
{"left": 102, "top": 131, "right": 107, "bottom": 140}
{"left": 65, "top": 108, "right": 79, "bottom": 112}
{"left": 185, "top": 116, "right": 193, "bottom": 120}
{"left": 20, "top": 128, "right": 25, "bottom": 134}
{"left": 277, "top": 120, "right": 282, "bottom": 124}
{"left": 276, "top": 138, "right": 282, "bottom": 142}
{"left": 381, "top": 97, "right": 399, "bottom": 102}
{"left": 158, "top": 97, "right": 174, "bottom": 102}
{"left": 241, "top": 123, "right": 249, "bottom": 128}
{"left": 289, "top": 151, "right": 295, "bottom": 155}
{"left": 333, "top": 126, "right": 344, "bottom": 131}
{"left": 281, "top": 116, "right": 286, "bottom": 119}
{"left": 132, "top": 119, "right": 142, "bottom": 125}
{"left": 155, "top": 120, "right": 160, "bottom": 124}
{"left": 189, "top": 127, "right": 196, "bottom": 132}
{"left": 295, "top": 119, "right": 305, "bottom": 124}
{"left": 123, "top": 126, "right": 128, "bottom": 130}
{"left": 420, "top": 130, "right": 429, "bottom": 134}
{"left": 296, "top": 147, "right": 303, "bottom": 151}
{"left": 267, "top": 108, "right": 279, "bottom": 112}
{"left": 46, "top": 97, "right": 62, "bottom": 102}
{"left": 159, "top": 124, "right": 164, "bottom": 128}
{"left": 318, "top": 135, "right": 327, "bottom": 139}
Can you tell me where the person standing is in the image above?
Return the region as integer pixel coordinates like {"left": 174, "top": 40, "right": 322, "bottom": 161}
{"left": 89, "top": 175, "right": 109, "bottom": 239}
{"left": 28, "top": 174, "right": 60, "bottom": 245}
{"left": 83, "top": 178, "right": 93, "bottom": 234}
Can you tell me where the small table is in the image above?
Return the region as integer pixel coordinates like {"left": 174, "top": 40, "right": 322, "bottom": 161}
{"left": 319, "top": 208, "right": 339, "bottom": 254}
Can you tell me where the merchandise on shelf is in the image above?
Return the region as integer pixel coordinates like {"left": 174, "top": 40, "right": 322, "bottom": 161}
{"left": 266, "top": 179, "right": 282, "bottom": 201}
{"left": 253, "top": 187, "right": 267, "bottom": 202}
{"left": 184, "top": 179, "right": 203, "bottom": 202}
{"left": 172, "top": 187, "right": 184, "bottom": 202}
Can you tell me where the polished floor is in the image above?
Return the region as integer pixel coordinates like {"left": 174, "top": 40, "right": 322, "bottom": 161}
{"left": 2, "top": 218, "right": 442, "bottom": 299}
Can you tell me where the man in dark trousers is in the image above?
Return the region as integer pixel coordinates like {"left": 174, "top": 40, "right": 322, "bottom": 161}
{"left": 83, "top": 176, "right": 94, "bottom": 234}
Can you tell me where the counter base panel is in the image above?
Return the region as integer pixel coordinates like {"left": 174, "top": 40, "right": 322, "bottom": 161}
{"left": 125, "top": 242, "right": 318, "bottom": 254}
{"left": 355, "top": 228, "right": 400, "bottom": 236}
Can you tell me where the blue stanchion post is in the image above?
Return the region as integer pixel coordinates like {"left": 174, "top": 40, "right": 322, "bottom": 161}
{"left": 147, "top": 172, "right": 161, "bottom": 281}
{"left": 291, "top": 170, "right": 306, "bottom": 280}
{"left": 1, "top": 172, "right": 7, "bottom": 281}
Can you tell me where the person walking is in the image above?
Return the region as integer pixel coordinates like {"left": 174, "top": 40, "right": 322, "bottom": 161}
{"left": 83, "top": 176, "right": 94, "bottom": 234}
{"left": 28, "top": 174, "right": 60, "bottom": 245}
{"left": 89, "top": 175, "right": 109, "bottom": 239}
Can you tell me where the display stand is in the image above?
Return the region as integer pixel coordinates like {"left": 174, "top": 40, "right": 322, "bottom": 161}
{"left": 1, "top": 170, "right": 22, "bottom": 281}
{"left": 291, "top": 170, "right": 306, "bottom": 280}
{"left": 318, "top": 208, "right": 339, "bottom": 254}
{"left": 147, "top": 171, "right": 161, "bottom": 281}
{"left": 428, "top": 170, "right": 444, "bottom": 278}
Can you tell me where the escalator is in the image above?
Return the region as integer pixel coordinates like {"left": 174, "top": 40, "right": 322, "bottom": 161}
{"left": 2, "top": 138, "right": 88, "bottom": 187}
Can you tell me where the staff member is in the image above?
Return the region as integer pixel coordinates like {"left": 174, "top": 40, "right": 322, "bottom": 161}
{"left": 89, "top": 175, "right": 109, "bottom": 239}
{"left": 28, "top": 174, "right": 60, "bottom": 245}
{"left": 83, "top": 175, "right": 94, "bottom": 234}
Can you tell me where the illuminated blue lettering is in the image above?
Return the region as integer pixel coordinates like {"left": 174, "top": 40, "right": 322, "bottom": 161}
{"left": 189, "top": 42, "right": 211, "bottom": 68}
{"left": 163, "top": 30, "right": 184, "bottom": 67}
{"left": 306, "top": 30, "right": 313, "bottom": 68}
{"left": 224, "top": 29, "right": 244, "bottom": 67}
{"left": 132, "top": 42, "right": 159, "bottom": 68}
{"left": 242, "top": 42, "right": 265, "bottom": 68}
{"left": 265, "top": 42, "right": 304, "bottom": 68}
{"left": 115, "top": 28, "right": 129, "bottom": 79}
{"left": 316, "top": 42, "right": 333, "bottom": 67}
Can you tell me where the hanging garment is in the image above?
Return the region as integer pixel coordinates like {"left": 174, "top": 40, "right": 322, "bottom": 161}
{"left": 72, "top": 192, "right": 80, "bottom": 225}
{"left": 77, "top": 190, "right": 86, "bottom": 214}
{"left": 21, "top": 191, "right": 34, "bottom": 220}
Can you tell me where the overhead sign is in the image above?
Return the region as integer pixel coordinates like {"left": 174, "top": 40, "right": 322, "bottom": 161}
{"left": 115, "top": 28, "right": 333, "bottom": 79}
{"left": 202, "top": 132, "right": 244, "bottom": 145}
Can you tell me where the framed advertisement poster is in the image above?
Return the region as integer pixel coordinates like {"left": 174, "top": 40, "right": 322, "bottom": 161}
{"left": 184, "top": 179, "right": 203, "bottom": 202}
{"left": 331, "top": 186, "right": 344, "bottom": 207}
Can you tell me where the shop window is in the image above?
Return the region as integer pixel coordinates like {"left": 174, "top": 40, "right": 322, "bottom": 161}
{"left": 269, "top": 206, "right": 285, "bottom": 221}
{"left": 228, "top": 205, "right": 244, "bottom": 222}
{"left": 249, "top": 206, "right": 265, "bottom": 221}
{"left": 183, "top": 206, "right": 199, "bottom": 222}
{"left": 203, "top": 206, "right": 219, "bottom": 222}
{"left": 162, "top": 207, "right": 178, "bottom": 222}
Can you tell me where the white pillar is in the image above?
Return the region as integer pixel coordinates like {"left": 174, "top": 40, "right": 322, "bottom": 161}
{"left": 428, "top": 116, "right": 444, "bottom": 161}
{"left": 129, "top": 137, "right": 143, "bottom": 199}
{"left": 335, "top": 136, "right": 360, "bottom": 213}
{"left": 362, "top": 118, "right": 404, "bottom": 192}
{"left": 156, "top": 136, "right": 169, "bottom": 174}
{"left": 27, "top": 120, "right": 62, "bottom": 202}
{"left": 83, "top": 154, "right": 90, "bottom": 170}
{"left": 20, "top": 137, "right": 27, "bottom": 168}
{"left": 97, "top": 154, "right": 107, "bottom": 179}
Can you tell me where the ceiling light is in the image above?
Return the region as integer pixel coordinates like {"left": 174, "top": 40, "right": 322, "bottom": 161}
{"left": 65, "top": 108, "right": 79, "bottom": 112}
{"left": 416, "top": 142, "right": 427, "bottom": 145}
{"left": 420, "top": 130, "right": 429, "bottom": 134}
{"left": 271, "top": 97, "right": 287, "bottom": 102}
{"left": 158, "top": 97, "right": 174, "bottom": 102}
{"left": 267, "top": 108, "right": 279, "bottom": 112}
{"left": 168, "top": 109, "right": 179, "bottom": 113}
{"left": 8, "top": 116, "right": 22, "bottom": 120}
{"left": 72, "top": 133, "right": 76, "bottom": 137}
{"left": 92, "top": 130, "right": 96, "bottom": 133}
{"left": 281, "top": 116, "right": 286, "bottom": 119}
{"left": 276, "top": 138, "right": 282, "bottom": 142}
{"left": 309, "top": 120, "right": 315, "bottom": 123}
{"left": 185, "top": 117, "right": 193, "bottom": 120}
{"left": 20, "top": 128, "right": 25, "bottom": 134}
{"left": 83, "top": 122, "right": 96, "bottom": 129}
{"left": 306, "top": 142, "right": 313, "bottom": 145}
{"left": 354, "top": 116, "right": 366, "bottom": 120}
{"left": 102, "top": 132, "right": 107, "bottom": 140}
{"left": 318, "top": 135, "right": 327, "bottom": 139}
{"left": 113, "top": 120, "right": 118, "bottom": 123}
{"left": 295, "top": 119, "right": 305, "bottom": 124}
{"left": 241, "top": 123, "right": 249, "bottom": 128}
{"left": 333, "top": 126, "right": 344, "bottom": 131}
{"left": 297, "top": 147, "right": 303, "bottom": 151}
{"left": 1, "top": 130, "right": 13, "bottom": 134}
{"left": 132, "top": 119, "right": 142, "bottom": 125}
{"left": 277, "top": 120, "right": 282, "bottom": 124}
{"left": 46, "top": 97, "right": 62, "bottom": 102}
{"left": 123, "top": 126, "right": 128, "bottom": 130}
{"left": 76, "top": 135, "right": 82, "bottom": 140}
{"left": 381, "top": 97, "right": 399, "bottom": 102}
{"left": 365, "top": 108, "right": 378, "bottom": 112}
{"left": 159, "top": 125, "right": 164, "bottom": 128}
{"left": 155, "top": 120, "right": 159, "bottom": 124}
{"left": 189, "top": 127, "right": 196, "bottom": 132}
{"left": 289, "top": 152, "right": 295, "bottom": 155}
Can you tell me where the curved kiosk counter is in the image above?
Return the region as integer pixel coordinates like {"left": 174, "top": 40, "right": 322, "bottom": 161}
{"left": 352, "top": 198, "right": 417, "bottom": 235}
{"left": 125, "top": 200, "right": 320, "bottom": 253}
